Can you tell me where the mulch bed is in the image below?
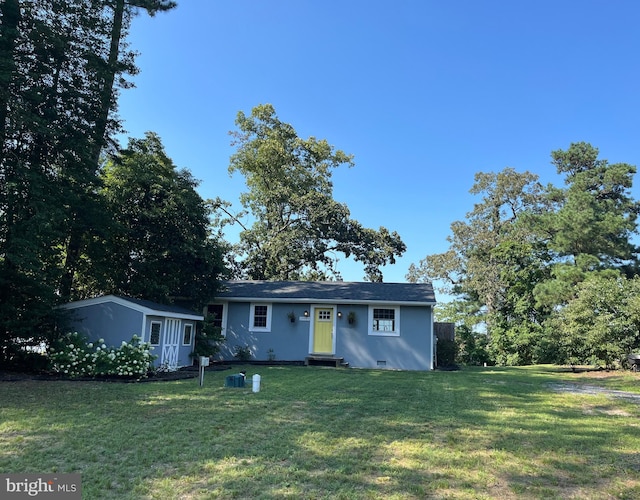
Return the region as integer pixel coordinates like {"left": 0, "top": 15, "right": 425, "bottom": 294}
{"left": 0, "top": 365, "right": 232, "bottom": 383}
{"left": 1, "top": 360, "right": 306, "bottom": 383}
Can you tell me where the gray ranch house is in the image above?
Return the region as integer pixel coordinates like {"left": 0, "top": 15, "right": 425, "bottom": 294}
{"left": 59, "top": 295, "right": 204, "bottom": 369}
{"left": 208, "top": 280, "right": 437, "bottom": 370}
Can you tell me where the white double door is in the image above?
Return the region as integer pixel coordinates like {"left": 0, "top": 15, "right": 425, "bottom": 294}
{"left": 161, "top": 318, "right": 181, "bottom": 369}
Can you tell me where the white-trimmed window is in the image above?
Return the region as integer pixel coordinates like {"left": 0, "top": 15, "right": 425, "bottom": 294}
{"left": 207, "top": 303, "right": 226, "bottom": 337}
{"left": 368, "top": 306, "right": 400, "bottom": 336}
{"left": 150, "top": 321, "right": 161, "bottom": 345}
{"left": 249, "top": 303, "right": 272, "bottom": 332}
{"left": 182, "top": 324, "right": 193, "bottom": 345}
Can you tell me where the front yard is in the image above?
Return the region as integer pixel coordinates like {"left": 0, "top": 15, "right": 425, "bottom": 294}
{"left": 1, "top": 366, "right": 639, "bottom": 499}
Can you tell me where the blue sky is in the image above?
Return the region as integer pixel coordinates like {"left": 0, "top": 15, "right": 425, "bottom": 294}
{"left": 118, "top": 0, "right": 640, "bottom": 286}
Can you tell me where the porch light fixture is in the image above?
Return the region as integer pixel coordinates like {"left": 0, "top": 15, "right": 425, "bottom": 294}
{"left": 337, "top": 311, "right": 343, "bottom": 319}
{"left": 304, "top": 310, "right": 309, "bottom": 317}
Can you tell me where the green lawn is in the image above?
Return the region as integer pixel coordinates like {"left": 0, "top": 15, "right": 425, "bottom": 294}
{"left": 1, "top": 366, "right": 639, "bottom": 499}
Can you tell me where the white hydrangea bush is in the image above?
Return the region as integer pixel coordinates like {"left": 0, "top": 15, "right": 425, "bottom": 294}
{"left": 50, "top": 333, "right": 157, "bottom": 378}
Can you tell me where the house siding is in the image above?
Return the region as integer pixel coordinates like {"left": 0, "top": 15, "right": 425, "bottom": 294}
{"left": 65, "top": 302, "right": 143, "bottom": 346}
{"left": 338, "top": 305, "right": 432, "bottom": 370}
{"left": 220, "top": 302, "right": 310, "bottom": 361}
{"left": 134, "top": 315, "right": 195, "bottom": 368}
{"left": 63, "top": 302, "right": 196, "bottom": 368}
{"left": 218, "top": 301, "right": 433, "bottom": 371}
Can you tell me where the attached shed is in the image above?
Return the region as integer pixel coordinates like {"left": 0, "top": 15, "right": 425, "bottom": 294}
{"left": 208, "top": 280, "right": 437, "bottom": 371}
{"left": 59, "top": 295, "right": 204, "bottom": 369}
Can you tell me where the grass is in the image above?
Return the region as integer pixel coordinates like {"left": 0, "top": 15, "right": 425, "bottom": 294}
{"left": 1, "top": 365, "right": 640, "bottom": 499}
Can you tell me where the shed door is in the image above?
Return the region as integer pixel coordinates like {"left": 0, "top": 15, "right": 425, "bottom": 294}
{"left": 312, "top": 308, "right": 334, "bottom": 354}
{"left": 162, "top": 318, "right": 181, "bottom": 368}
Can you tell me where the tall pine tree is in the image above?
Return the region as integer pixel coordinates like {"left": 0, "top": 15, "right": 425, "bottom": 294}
{"left": 0, "top": 0, "right": 176, "bottom": 364}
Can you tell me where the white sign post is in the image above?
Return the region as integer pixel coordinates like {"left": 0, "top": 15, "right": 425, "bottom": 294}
{"left": 199, "top": 356, "right": 209, "bottom": 387}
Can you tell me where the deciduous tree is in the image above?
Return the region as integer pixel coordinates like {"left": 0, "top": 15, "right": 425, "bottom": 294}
{"left": 408, "top": 168, "right": 549, "bottom": 326}
{"left": 409, "top": 144, "right": 640, "bottom": 366}
{"left": 221, "top": 104, "right": 406, "bottom": 281}
{"left": 552, "top": 273, "right": 640, "bottom": 368}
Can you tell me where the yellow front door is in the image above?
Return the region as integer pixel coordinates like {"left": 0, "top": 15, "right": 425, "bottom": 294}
{"left": 313, "top": 308, "right": 334, "bottom": 353}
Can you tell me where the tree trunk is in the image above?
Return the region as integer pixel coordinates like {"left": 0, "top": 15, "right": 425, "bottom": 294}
{"left": 59, "top": 0, "right": 125, "bottom": 300}
{"left": 91, "top": 0, "right": 125, "bottom": 165}
{"left": 0, "top": 0, "right": 21, "bottom": 151}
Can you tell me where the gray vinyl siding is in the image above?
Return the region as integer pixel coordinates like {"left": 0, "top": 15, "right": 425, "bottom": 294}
{"left": 220, "top": 302, "right": 310, "bottom": 361}
{"left": 218, "top": 301, "right": 433, "bottom": 370}
{"left": 66, "top": 302, "right": 143, "bottom": 345}
{"left": 144, "top": 315, "right": 195, "bottom": 368}
{"left": 145, "top": 315, "right": 163, "bottom": 367}
{"left": 64, "top": 304, "right": 195, "bottom": 368}
{"left": 338, "top": 305, "right": 432, "bottom": 370}
{"left": 175, "top": 321, "right": 196, "bottom": 368}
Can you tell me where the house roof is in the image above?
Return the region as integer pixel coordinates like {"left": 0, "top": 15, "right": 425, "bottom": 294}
{"left": 216, "top": 280, "right": 436, "bottom": 306}
{"left": 60, "top": 295, "right": 204, "bottom": 321}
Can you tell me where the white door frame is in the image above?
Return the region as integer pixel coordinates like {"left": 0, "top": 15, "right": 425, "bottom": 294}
{"left": 161, "top": 318, "right": 181, "bottom": 368}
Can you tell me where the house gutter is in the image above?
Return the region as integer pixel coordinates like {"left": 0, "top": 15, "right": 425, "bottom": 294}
{"left": 430, "top": 304, "right": 435, "bottom": 370}
{"left": 140, "top": 313, "right": 147, "bottom": 343}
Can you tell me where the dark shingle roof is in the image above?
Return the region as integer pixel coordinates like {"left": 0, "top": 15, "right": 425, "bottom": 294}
{"left": 115, "top": 296, "right": 203, "bottom": 317}
{"left": 60, "top": 295, "right": 204, "bottom": 320}
{"left": 216, "top": 281, "right": 436, "bottom": 305}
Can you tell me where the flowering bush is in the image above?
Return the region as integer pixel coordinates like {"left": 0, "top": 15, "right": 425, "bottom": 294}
{"left": 50, "top": 333, "right": 157, "bottom": 378}
{"left": 153, "top": 362, "right": 178, "bottom": 373}
{"left": 48, "top": 333, "right": 94, "bottom": 377}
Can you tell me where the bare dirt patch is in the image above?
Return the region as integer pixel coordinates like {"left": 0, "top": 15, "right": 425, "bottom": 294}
{"left": 0, "top": 369, "right": 198, "bottom": 383}
{"left": 581, "top": 404, "right": 633, "bottom": 417}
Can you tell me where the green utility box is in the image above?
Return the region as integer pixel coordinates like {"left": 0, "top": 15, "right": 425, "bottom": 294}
{"left": 225, "top": 374, "right": 245, "bottom": 388}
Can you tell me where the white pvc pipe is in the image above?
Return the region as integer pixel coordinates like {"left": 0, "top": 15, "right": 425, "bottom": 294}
{"left": 252, "top": 374, "right": 261, "bottom": 393}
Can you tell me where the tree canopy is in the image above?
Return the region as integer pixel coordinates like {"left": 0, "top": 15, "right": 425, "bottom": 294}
{"left": 95, "top": 132, "right": 226, "bottom": 306}
{"left": 551, "top": 274, "right": 640, "bottom": 369}
{"left": 219, "top": 104, "right": 406, "bottom": 282}
{"left": 0, "top": 1, "right": 216, "bottom": 365}
{"left": 409, "top": 143, "right": 640, "bottom": 367}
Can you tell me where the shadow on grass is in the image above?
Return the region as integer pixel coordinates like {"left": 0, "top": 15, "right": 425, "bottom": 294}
{"left": 1, "top": 366, "right": 640, "bottom": 498}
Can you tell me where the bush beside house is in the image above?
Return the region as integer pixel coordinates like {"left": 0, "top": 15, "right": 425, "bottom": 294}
{"left": 49, "top": 332, "right": 157, "bottom": 378}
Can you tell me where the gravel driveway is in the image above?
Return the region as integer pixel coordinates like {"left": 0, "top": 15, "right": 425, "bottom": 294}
{"left": 549, "top": 383, "right": 640, "bottom": 402}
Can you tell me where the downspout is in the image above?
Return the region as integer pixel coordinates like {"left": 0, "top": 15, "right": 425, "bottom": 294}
{"left": 140, "top": 313, "right": 147, "bottom": 342}
{"left": 430, "top": 305, "right": 435, "bottom": 370}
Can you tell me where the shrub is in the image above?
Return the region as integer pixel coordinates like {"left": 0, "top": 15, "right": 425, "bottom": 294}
{"left": 455, "top": 326, "right": 491, "bottom": 366}
{"left": 233, "top": 345, "right": 252, "bottom": 361}
{"left": 191, "top": 313, "right": 225, "bottom": 360}
{"left": 49, "top": 333, "right": 94, "bottom": 377}
{"left": 152, "top": 362, "right": 178, "bottom": 373}
{"left": 437, "top": 339, "right": 457, "bottom": 367}
{"left": 49, "top": 333, "right": 156, "bottom": 378}
{"left": 2, "top": 346, "right": 50, "bottom": 373}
